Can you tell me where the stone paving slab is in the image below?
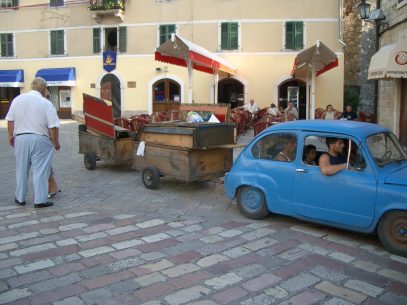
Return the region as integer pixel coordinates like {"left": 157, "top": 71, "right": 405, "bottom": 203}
{"left": 0, "top": 120, "right": 406, "bottom": 305}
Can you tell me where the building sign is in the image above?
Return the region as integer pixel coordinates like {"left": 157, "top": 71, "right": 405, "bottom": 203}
{"left": 103, "top": 51, "right": 117, "bottom": 72}
{"left": 395, "top": 51, "right": 407, "bottom": 66}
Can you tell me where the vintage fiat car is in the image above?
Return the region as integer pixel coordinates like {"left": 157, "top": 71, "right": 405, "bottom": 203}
{"left": 224, "top": 120, "right": 407, "bottom": 256}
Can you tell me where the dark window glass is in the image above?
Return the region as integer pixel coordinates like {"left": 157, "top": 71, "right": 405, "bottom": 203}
{"left": 169, "top": 81, "right": 180, "bottom": 102}
{"left": 0, "top": 0, "right": 18, "bottom": 8}
{"left": 221, "top": 22, "right": 238, "bottom": 50}
{"left": 154, "top": 81, "right": 165, "bottom": 102}
{"left": 119, "top": 26, "right": 127, "bottom": 52}
{"left": 50, "top": 30, "right": 64, "bottom": 55}
{"left": 159, "top": 24, "right": 176, "bottom": 45}
{"left": 49, "top": 0, "right": 64, "bottom": 7}
{"left": 0, "top": 33, "right": 14, "bottom": 57}
{"left": 93, "top": 28, "right": 101, "bottom": 53}
{"left": 285, "top": 21, "right": 304, "bottom": 50}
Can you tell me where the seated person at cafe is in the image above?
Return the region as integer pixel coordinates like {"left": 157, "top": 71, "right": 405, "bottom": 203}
{"left": 284, "top": 101, "right": 299, "bottom": 120}
{"left": 274, "top": 135, "right": 297, "bottom": 162}
{"left": 242, "top": 99, "right": 259, "bottom": 114}
{"left": 268, "top": 103, "right": 281, "bottom": 117}
{"left": 302, "top": 144, "right": 317, "bottom": 165}
{"left": 319, "top": 137, "right": 347, "bottom": 175}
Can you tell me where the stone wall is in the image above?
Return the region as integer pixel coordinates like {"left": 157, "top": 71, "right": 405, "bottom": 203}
{"left": 343, "top": 0, "right": 377, "bottom": 115}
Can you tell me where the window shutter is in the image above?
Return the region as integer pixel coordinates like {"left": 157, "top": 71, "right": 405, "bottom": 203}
{"left": 230, "top": 22, "right": 238, "bottom": 50}
{"left": 93, "top": 28, "right": 100, "bottom": 53}
{"left": 7, "top": 33, "right": 13, "bottom": 56}
{"left": 285, "top": 22, "right": 294, "bottom": 50}
{"left": 295, "top": 22, "right": 304, "bottom": 49}
{"left": 221, "top": 23, "right": 228, "bottom": 50}
{"left": 50, "top": 31, "right": 57, "bottom": 55}
{"left": 0, "top": 34, "right": 5, "bottom": 56}
{"left": 58, "top": 30, "right": 64, "bottom": 54}
{"left": 119, "top": 26, "right": 127, "bottom": 53}
{"left": 12, "top": 0, "right": 18, "bottom": 7}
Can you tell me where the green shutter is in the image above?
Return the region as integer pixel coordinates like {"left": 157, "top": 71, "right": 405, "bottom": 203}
{"left": 119, "top": 26, "right": 127, "bottom": 52}
{"left": 159, "top": 24, "right": 175, "bottom": 45}
{"left": 57, "top": 30, "right": 64, "bottom": 54}
{"left": 221, "top": 23, "right": 228, "bottom": 50}
{"left": 6, "top": 33, "right": 13, "bottom": 56}
{"left": 230, "top": 22, "right": 238, "bottom": 50}
{"left": 93, "top": 28, "right": 100, "bottom": 53}
{"left": 294, "top": 22, "right": 304, "bottom": 49}
{"left": 0, "top": 34, "right": 5, "bottom": 56}
{"left": 50, "top": 31, "right": 56, "bottom": 55}
{"left": 51, "top": 30, "right": 64, "bottom": 55}
{"left": 12, "top": 0, "right": 18, "bottom": 7}
{"left": 285, "top": 22, "right": 294, "bottom": 49}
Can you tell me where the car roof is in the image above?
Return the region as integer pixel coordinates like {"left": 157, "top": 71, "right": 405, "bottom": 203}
{"left": 268, "top": 120, "right": 389, "bottom": 139}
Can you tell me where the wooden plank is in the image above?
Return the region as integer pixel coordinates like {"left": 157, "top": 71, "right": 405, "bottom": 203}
{"left": 189, "top": 148, "right": 233, "bottom": 180}
{"left": 139, "top": 132, "right": 194, "bottom": 149}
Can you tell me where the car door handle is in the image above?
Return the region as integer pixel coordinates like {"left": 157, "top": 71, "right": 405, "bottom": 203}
{"left": 295, "top": 168, "right": 308, "bottom": 173}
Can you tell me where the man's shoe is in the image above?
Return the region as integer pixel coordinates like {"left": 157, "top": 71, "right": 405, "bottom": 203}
{"left": 14, "top": 198, "right": 26, "bottom": 206}
{"left": 34, "top": 202, "right": 53, "bottom": 208}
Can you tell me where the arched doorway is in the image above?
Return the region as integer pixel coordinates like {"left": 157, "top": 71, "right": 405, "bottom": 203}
{"left": 101, "top": 74, "right": 121, "bottom": 118}
{"left": 278, "top": 79, "right": 307, "bottom": 119}
{"left": 218, "top": 78, "right": 244, "bottom": 109}
{"left": 152, "top": 78, "right": 181, "bottom": 112}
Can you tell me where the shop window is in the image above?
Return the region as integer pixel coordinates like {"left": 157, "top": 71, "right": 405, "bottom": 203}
{"left": 220, "top": 22, "right": 239, "bottom": 50}
{"left": 102, "top": 27, "right": 126, "bottom": 52}
{"left": 50, "top": 30, "right": 65, "bottom": 55}
{"left": 159, "top": 24, "right": 176, "bottom": 45}
{"left": 0, "top": 0, "right": 18, "bottom": 8}
{"left": 0, "top": 33, "right": 14, "bottom": 57}
{"left": 49, "top": 0, "right": 63, "bottom": 7}
{"left": 285, "top": 21, "right": 304, "bottom": 50}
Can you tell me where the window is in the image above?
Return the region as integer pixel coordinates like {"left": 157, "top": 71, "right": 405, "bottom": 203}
{"left": 102, "top": 27, "right": 127, "bottom": 52}
{"left": 285, "top": 21, "right": 304, "bottom": 50}
{"left": 159, "top": 24, "right": 176, "bottom": 45}
{"left": 93, "top": 28, "right": 101, "bottom": 53}
{"left": 50, "top": 30, "right": 65, "bottom": 55}
{"left": 0, "top": 0, "right": 18, "bottom": 8}
{"left": 49, "top": 0, "right": 64, "bottom": 7}
{"left": 0, "top": 33, "right": 14, "bottom": 57}
{"left": 221, "top": 22, "right": 238, "bottom": 50}
{"left": 252, "top": 133, "right": 297, "bottom": 162}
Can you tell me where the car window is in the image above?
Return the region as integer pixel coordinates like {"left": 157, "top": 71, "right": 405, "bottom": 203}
{"left": 366, "top": 132, "right": 407, "bottom": 166}
{"left": 252, "top": 133, "right": 297, "bottom": 162}
{"left": 303, "top": 135, "right": 366, "bottom": 171}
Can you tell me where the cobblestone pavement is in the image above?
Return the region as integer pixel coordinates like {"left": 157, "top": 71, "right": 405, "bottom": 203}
{"left": 0, "top": 120, "right": 406, "bottom": 305}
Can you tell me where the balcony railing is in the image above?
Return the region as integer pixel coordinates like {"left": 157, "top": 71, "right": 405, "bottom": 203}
{"left": 89, "top": 0, "right": 125, "bottom": 11}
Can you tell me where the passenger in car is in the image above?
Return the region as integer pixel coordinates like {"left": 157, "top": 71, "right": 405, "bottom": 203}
{"left": 274, "top": 136, "right": 297, "bottom": 162}
{"left": 319, "top": 137, "right": 347, "bottom": 175}
{"left": 303, "top": 144, "right": 317, "bottom": 165}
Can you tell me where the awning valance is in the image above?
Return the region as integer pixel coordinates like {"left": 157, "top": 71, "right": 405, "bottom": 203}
{"left": 155, "top": 34, "right": 236, "bottom": 75}
{"left": 35, "top": 67, "right": 76, "bottom": 86}
{"left": 0, "top": 69, "right": 24, "bottom": 87}
{"left": 368, "top": 39, "right": 407, "bottom": 79}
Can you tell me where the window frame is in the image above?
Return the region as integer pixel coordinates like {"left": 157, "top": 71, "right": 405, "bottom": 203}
{"left": 49, "top": 29, "right": 66, "bottom": 56}
{"left": 93, "top": 28, "right": 101, "bottom": 54}
{"left": 0, "top": 33, "right": 15, "bottom": 58}
{"left": 251, "top": 132, "right": 298, "bottom": 162}
{"left": 219, "top": 21, "right": 240, "bottom": 51}
{"left": 158, "top": 24, "right": 177, "bottom": 46}
{"left": 284, "top": 21, "right": 305, "bottom": 51}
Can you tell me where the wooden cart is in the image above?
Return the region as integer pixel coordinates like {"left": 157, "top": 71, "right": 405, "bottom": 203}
{"left": 78, "top": 124, "right": 234, "bottom": 189}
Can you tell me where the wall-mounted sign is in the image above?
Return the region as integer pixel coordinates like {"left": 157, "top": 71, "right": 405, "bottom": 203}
{"left": 59, "top": 90, "right": 71, "bottom": 108}
{"left": 103, "top": 51, "right": 117, "bottom": 72}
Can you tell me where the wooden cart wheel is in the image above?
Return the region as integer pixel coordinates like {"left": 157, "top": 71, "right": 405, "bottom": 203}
{"left": 142, "top": 166, "right": 160, "bottom": 189}
{"left": 84, "top": 153, "right": 97, "bottom": 170}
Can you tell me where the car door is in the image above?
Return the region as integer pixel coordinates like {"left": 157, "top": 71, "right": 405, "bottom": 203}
{"left": 292, "top": 134, "right": 377, "bottom": 229}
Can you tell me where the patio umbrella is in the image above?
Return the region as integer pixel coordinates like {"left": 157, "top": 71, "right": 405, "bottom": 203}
{"left": 155, "top": 34, "right": 236, "bottom": 103}
{"left": 291, "top": 40, "right": 338, "bottom": 119}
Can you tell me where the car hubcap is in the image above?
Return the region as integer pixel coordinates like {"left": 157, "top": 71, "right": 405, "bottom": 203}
{"left": 392, "top": 217, "right": 407, "bottom": 244}
{"left": 243, "top": 189, "right": 261, "bottom": 211}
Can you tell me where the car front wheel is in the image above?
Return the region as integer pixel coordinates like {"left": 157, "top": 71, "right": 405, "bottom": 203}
{"left": 377, "top": 211, "right": 407, "bottom": 257}
{"left": 237, "top": 186, "right": 269, "bottom": 220}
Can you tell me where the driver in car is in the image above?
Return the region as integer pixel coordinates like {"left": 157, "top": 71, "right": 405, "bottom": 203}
{"left": 320, "top": 137, "right": 348, "bottom": 175}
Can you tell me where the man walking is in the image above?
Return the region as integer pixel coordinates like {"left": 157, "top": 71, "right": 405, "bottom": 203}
{"left": 6, "top": 77, "right": 60, "bottom": 208}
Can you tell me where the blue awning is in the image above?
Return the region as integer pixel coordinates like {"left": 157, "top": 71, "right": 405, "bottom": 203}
{"left": 0, "top": 69, "right": 24, "bottom": 87}
{"left": 36, "top": 67, "right": 76, "bottom": 86}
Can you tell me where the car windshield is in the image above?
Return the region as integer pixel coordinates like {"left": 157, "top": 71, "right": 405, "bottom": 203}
{"left": 366, "top": 132, "right": 407, "bottom": 166}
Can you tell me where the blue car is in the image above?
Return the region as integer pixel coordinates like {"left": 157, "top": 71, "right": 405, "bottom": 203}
{"left": 224, "top": 120, "right": 407, "bottom": 256}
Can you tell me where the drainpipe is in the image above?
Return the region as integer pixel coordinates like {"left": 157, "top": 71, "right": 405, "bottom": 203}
{"left": 373, "top": 0, "right": 380, "bottom": 123}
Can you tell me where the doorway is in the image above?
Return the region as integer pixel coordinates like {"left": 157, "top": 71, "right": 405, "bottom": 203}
{"left": 0, "top": 87, "right": 20, "bottom": 119}
{"left": 101, "top": 74, "right": 121, "bottom": 118}
{"left": 152, "top": 78, "right": 181, "bottom": 113}
{"left": 218, "top": 78, "right": 244, "bottom": 109}
{"left": 400, "top": 79, "right": 407, "bottom": 146}
{"left": 278, "top": 79, "right": 307, "bottom": 119}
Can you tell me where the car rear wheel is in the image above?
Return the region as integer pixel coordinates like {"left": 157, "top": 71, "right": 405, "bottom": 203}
{"left": 377, "top": 211, "right": 407, "bottom": 257}
{"left": 237, "top": 186, "right": 269, "bottom": 220}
